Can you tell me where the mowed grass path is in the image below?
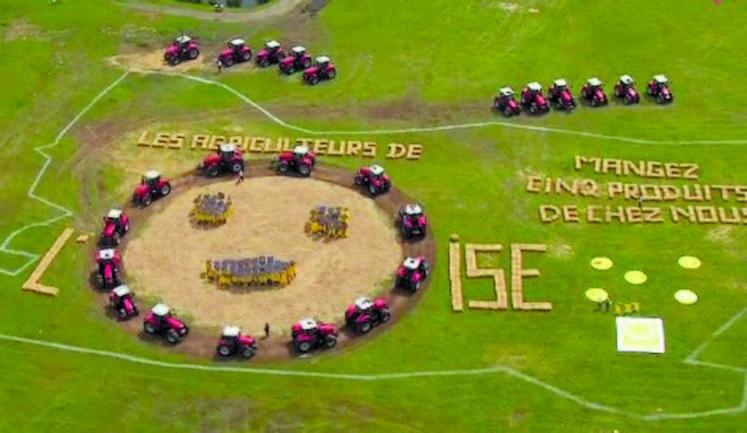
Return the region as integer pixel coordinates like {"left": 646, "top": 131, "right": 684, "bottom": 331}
{"left": 0, "top": 1, "right": 745, "bottom": 432}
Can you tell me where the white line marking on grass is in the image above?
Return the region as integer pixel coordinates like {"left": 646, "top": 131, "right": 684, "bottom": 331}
{"left": 157, "top": 71, "right": 747, "bottom": 145}
{"left": 0, "top": 69, "right": 745, "bottom": 422}
{"left": 0, "top": 71, "right": 130, "bottom": 277}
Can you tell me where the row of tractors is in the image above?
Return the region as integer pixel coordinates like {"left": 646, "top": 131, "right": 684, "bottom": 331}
{"left": 493, "top": 74, "right": 674, "bottom": 117}
{"left": 163, "top": 34, "right": 336, "bottom": 85}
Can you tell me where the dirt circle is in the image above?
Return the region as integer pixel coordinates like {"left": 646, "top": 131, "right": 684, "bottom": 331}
{"left": 114, "top": 163, "right": 436, "bottom": 360}
{"left": 126, "top": 175, "right": 402, "bottom": 335}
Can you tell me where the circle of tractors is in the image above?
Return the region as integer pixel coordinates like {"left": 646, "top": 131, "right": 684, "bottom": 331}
{"left": 493, "top": 74, "right": 673, "bottom": 117}
{"left": 163, "top": 34, "right": 336, "bottom": 85}
{"left": 93, "top": 147, "right": 431, "bottom": 359}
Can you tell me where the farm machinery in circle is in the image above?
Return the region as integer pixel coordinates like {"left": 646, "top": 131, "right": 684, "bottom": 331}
{"left": 396, "top": 256, "right": 429, "bottom": 292}
{"left": 580, "top": 77, "right": 609, "bottom": 107}
{"left": 199, "top": 144, "right": 244, "bottom": 177}
{"left": 216, "top": 326, "right": 258, "bottom": 359}
{"left": 614, "top": 75, "right": 640, "bottom": 105}
{"left": 279, "top": 46, "right": 312, "bottom": 74}
{"left": 548, "top": 79, "right": 577, "bottom": 111}
{"left": 493, "top": 87, "right": 521, "bottom": 117}
{"left": 217, "top": 38, "right": 252, "bottom": 68}
{"left": 354, "top": 164, "right": 391, "bottom": 196}
{"left": 291, "top": 318, "right": 338, "bottom": 354}
{"left": 143, "top": 304, "right": 189, "bottom": 344}
{"left": 132, "top": 170, "right": 171, "bottom": 207}
{"left": 109, "top": 285, "right": 138, "bottom": 320}
{"left": 255, "top": 40, "right": 286, "bottom": 67}
{"left": 647, "top": 74, "right": 673, "bottom": 104}
{"left": 273, "top": 145, "right": 316, "bottom": 176}
{"left": 99, "top": 208, "right": 129, "bottom": 247}
{"left": 345, "top": 297, "right": 390, "bottom": 334}
{"left": 95, "top": 248, "right": 121, "bottom": 290}
{"left": 303, "top": 56, "right": 337, "bottom": 85}
{"left": 397, "top": 204, "right": 427, "bottom": 239}
{"left": 520, "top": 82, "right": 550, "bottom": 114}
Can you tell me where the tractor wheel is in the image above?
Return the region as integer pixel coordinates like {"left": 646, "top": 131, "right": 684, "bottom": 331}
{"left": 180, "top": 326, "right": 190, "bottom": 337}
{"left": 298, "top": 164, "right": 311, "bottom": 177}
{"left": 307, "top": 75, "right": 319, "bottom": 86}
{"left": 224, "top": 56, "right": 235, "bottom": 67}
{"left": 368, "top": 184, "right": 378, "bottom": 196}
{"left": 278, "top": 163, "right": 289, "bottom": 174}
{"left": 591, "top": 98, "right": 598, "bottom": 107}
{"left": 123, "top": 223, "right": 130, "bottom": 234}
{"left": 354, "top": 176, "right": 363, "bottom": 186}
{"left": 96, "top": 274, "right": 104, "bottom": 289}
{"left": 166, "top": 330, "right": 180, "bottom": 344}
{"left": 656, "top": 94, "right": 663, "bottom": 104}
{"left": 242, "top": 51, "right": 252, "bottom": 62}
{"left": 259, "top": 58, "right": 269, "bottom": 67}
{"left": 142, "top": 195, "right": 153, "bottom": 207}
{"left": 241, "top": 346, "right": 256, "bottom": 359}
{"left": 359, "top": 321, "right": 372, "bottom": 334}
{"left": 231, "top": 162, "right": 243, "bottom": 173}
{"left": 207, "top": 165, "right": 220, "bottom": 177}
{"left": 503, "top": 107, "right": 512, "bottom": 117}
{"left": 143, "top": 322, "right": 156, "bottom": 334}
{"left": 188, "top": 49, "right": 199, "bottom": 60}
{"left": 118, "top": 309, "right": 128, "bottom": 320}
{"left": 161, "top": 183, "right": 172, "bottom": 196}
{"left": 217, "top": 345, "right": 232, "bottom": 357}
{"left": 380, "top": 311, "right": 391, "bottom": 323}
{"left": 327, "top": 69, "right": 336, "bottom": 79}
{"left": 302, "top": 59, "right": 311, "bottom": 68}
{"left": 324, "top": 336, "right": 337, "bottom": 349}
{"left": 297, "top": 341, "right": 312, "bottom": 353}
{"left": 167, "top": 56, "right": 179, "bottom": 66}
{"left": 109, "top": 298, "right": 116, "bottom": 309}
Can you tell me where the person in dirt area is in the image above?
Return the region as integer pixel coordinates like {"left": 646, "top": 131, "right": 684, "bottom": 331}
{"left": 216, "top": 58, "right": 223, "bottom": 74}
{"left": 236, "top": 168, "right": 244, "bottom": 184}
{"left": 264, "top": 322, "right": 270, "bottom": 338}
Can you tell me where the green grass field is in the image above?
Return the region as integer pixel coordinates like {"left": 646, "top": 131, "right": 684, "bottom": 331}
{"left": 1, "top": 1, "right": 746, "bottom": 432}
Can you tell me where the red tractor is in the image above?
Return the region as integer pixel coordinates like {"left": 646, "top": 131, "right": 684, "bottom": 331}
{"left": 279, "top": 46, "right": 312, "bottom": 74}
{"left": 580, "top": 77, "right": 609, "bottom": 107}
{"left": 647, "top": 74, "right": 673, "bottom": 104}
{"left": 143, "top": 304, "right": 189, "bottom": 344}
{"left": 217, "top": 38, "right": 252, "bottom": 68}
{"left": 493, "top": 87, "right": 521, "bottom": 117}
{"left": 100, "top": 208, "right": 130, "bottom": 247}
{"left": 109, "top": 285, "right": 139, "bottom": 320}
{"left": 163, "top": 34, "right": 200, "bottom": 66}
{"left": 614, "top": 74, "right": 640, "bottom": 105}
{"left": 199, "top": 144, "right": 244, "bottom": 177}
{"left": 255, "top": 40, "right": 285, "bottom": 67}
{"left": 354, "top": 164, "right": 391, "bottom": 196}
{"left": 95, "top": 248, "right": 121, "bottom": 290}
{"left": 548, "top": 79, "right": 577, "bottom": 111}
{"left": 291, "top": 318, "right": 338, "bottom": 354}
{"left": 216, "top": 326, "right": 258, "bottom": 359}
{"left": 132, "top": 170, "right": 171, "bottom": 207}
{"left": 273, "top": 145, "right": 316, "bottom": 176}
{"left": 397, "top": 203, "right": 427, "bottom": 238}
{"left": 345, "top": 297, "right": 391, "bottom": 334}
{"left": 396, "top": 256, "right": 429, "bottom": 292}
{"left": 303, "top": 56, "right": 337, "bottom": 85}
{"left": 520, "top": 82, "right": 550, "bottom": 114}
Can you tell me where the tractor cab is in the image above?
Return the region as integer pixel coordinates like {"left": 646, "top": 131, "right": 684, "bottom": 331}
{"left": 151, "top": 303, "right": 171, "bottom": 325}
{"left": 619, "top": 74, "right": 635, "bottom": 87}
{"left": 221, "top": 325, "right": 241, "bottom": 342}
{"left": 300, "top": 318, "right": 317, "bottom": 331}
{"left": 586, "top": 77, "right": 603, "bottom": 90}
{"left": 106, "top": 208, "right": 122, "bottom": 223}
{"left": 403, "top": 256, "right": 422, "bottom": 271}
{"left": 527, "top": 82, "right": 542, "bottom": 95}
{"left": 265, "top": 40, "right": 280, "bottom": 52}
{"left": 112, "top": 285, "right": 132, "bottom": 301}
{"left": 219, "top": 144, "right": 238, "bottom": 162}
{"left": 403, "top": 203, "right": 423, "bottom": 217}
{"left": 228, "top": 38, "right": 246, "bottom": 51}
{"left": 315, "top": 56, "right": 330, "bottom": 69}
{"left": 142, "top": 170, "right": 161, "bottom": 189}
{"left": 174, "top": 34, "right": 192, "bottom": 51}
{"left": 354, "top": 297, "right": 374, "bottom": 313}
{"left": 552, "top": 78, "right": 568, "bottom": 90}
{"left": 97, "top": 248, "right": 116, "bottom": 263}
{"left": 653, "top": 74, "right": 669, "bottom": 89}
{"left": 498, "top": 87, "right": 514, "bottom": 100}
{"left": 368, "top": 164, "right": 386, "bottom": 178}
{"left": 291, "top": 46, "right": 307, "bottom": 57}
{"left": 293, "top": 145, "right": 310, "bottom": 159}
